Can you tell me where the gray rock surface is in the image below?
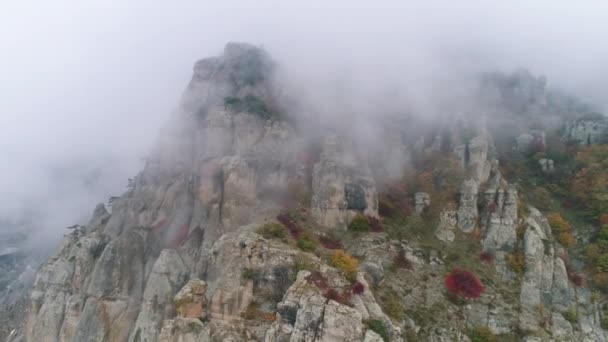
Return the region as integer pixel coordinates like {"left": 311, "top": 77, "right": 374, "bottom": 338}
{"left": 457, "top": 179, "right": 479, "bottom": 233}
{"left": 563, "top": 116, "right": 608, "bottom": 145}
{"left": 414, "top": 192, "right": 430, "bottom": 214}
{"left": 311, "top": 135, "right": 378, "bottom": 229}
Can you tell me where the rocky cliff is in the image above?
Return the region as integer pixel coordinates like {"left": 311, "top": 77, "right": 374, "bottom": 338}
{"left": 2, "top": 43, "right": 608, "bottom": 342}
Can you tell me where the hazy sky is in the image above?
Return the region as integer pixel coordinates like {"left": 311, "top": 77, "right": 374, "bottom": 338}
{"left": 1, "top": 1, "right": 608, "bottom": 246}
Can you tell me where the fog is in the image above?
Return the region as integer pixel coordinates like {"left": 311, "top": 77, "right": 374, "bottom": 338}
{"left": 1, "top": 0, "right": 608, "bottom": 251}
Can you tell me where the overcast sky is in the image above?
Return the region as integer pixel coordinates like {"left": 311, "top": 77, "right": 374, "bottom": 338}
{"left": 1, "top": 1, "right": 608, "bottom": 246}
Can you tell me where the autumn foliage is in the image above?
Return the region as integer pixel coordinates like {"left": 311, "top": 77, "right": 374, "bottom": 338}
{"left": 277, "top": 213, "right": 304, "bottom": 239}
{"left": 445, "top": 268, "right": 484, "bottom": 299}
{"left": 318, "top": 235, "right": 344, "bottom": 250}
{"left": 547, "top": 213, "right": 575, "bottom": 247}
{"left": 479, "top": 251, "right": 495, "bottom": 264}
{"left": 331, "top": 250, "right": 359, "bottom": 282}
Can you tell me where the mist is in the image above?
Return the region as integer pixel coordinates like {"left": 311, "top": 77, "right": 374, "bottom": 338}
{"left": 2, "top": 0, "right": 608, "bottom": 252}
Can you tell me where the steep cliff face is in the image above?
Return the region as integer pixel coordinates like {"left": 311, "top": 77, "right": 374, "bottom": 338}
{"left": 4, "top": 43, "right": 608, "bottom": 342}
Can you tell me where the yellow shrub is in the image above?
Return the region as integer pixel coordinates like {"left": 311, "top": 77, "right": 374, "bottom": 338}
{"left": 331, "top": 249, "right": 359, "bottom": 282}
{"left": 547, "top": 213, "right": 575, "bottom": 247}
{"left": 507, "top": 251, "right": 526, "bottom": 275}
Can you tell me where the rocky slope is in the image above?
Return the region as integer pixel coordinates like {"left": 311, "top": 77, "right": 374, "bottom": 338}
{"left": 2, "top": 43, "right": 608, "bottom": 342}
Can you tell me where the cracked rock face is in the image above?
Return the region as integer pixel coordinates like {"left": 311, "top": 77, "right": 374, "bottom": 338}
{"left": 563, "top": 117, "right": 608, "bottom": 145}
{"left": 265, "top": 271, "right": 401, "bottom": 342}
{"left": 457, "top": 179, "right": 479, "bottom": 233}
{"left": 311, "top": 135, "right": 379, "bottom": 230}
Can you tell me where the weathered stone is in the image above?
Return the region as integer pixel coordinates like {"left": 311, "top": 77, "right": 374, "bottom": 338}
{"left": 158, "top": 317, "right": 210, "bottom": 342}
{"left": 175, "top": 279, "right": 208, "bottom": 319}
{"left": 435, "top": 209, "right": 457, "bottom": 242}
{"left": 129, "top": 250, "right": 189, "bottom": 342}
{"left": 563, "top": 116, "right": 608, "bottom": 145}
{"left": 363, "top": 330, "right": 384, "bottom": 342}
{"left": 414, "top": 192, "right": 430, "bottom": 214}
{"left": 538, "top": 158, "right": 554, "bottom": 173}
{"left": 311, "top": 135, "right": 378, "bottom": 229}
{"left": 457, "top": 179, "right": 479, "bottom": 233}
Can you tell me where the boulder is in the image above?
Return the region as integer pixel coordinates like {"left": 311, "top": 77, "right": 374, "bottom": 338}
{"left": 414, "top": 192, "right": 430, "bottom": 214}
{"left": 435, "top": 209, "right": 457, "bottom": 243}
{"left": 175, "top": 279, "right": 208, "bottom": 319}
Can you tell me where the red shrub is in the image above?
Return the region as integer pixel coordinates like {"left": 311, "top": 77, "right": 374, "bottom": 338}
{"left": 319, "top": 235, "right": 344, "bottom": 250}
{"left": 306, "top": 271, "right": 329, "bottom": 290}
{"left": 367, "top": 216, "right": 385, "bottom": 232}
{"left": 351, "top": 281, "right": 365, "bottom": 295}
{"left": 444, "top": 268, "right": 484, "bottom": 299}
{"left": 600, "top": 214, "right": 608, "bottom": 226}
{"left": 569, "top": 271, "right": 585, "bottom": 287}
{"left": 479, "top": 251, "right": 495, "bottom": 264}
{"left": 487, "top": 202, "right": 497, "bottom": 213}
{"left": 277, "top": 213, "right": 304, "bottom": 239}
{"left": 324, "top": 288, "right": 340, "bottom": 301}
{"left": 323, "top": 288, "right": 352, "bottom": 305}
{"left": 393, "top": 250, "right": 412, "bottom": 269}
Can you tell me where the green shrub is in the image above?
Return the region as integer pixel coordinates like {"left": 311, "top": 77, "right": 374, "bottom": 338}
{"left": 602, "top": 315, "right": 608, "bottom": 330}
{"left": 348, "top": 214, "right": 371, "bottom": 233}
{"left": 223, "top": 95, "right": 275, "bottom": 120}
{"left": 366, "top": 319, "right": 389, "bottom": 342}
{"left": 468, "top": 326, "right": 497, "bottom": 342}
{"left": 599, "top": 225, "right": 608, "bottom": 242}
{"left": 379, "top": 289, "right": 403, "bottom": 320}
{"left": 297, "top": 233, "right": 318, "bottom": 252}
{"left": 597, "top": 254, "right": 608, "bottom": 272}
{"left": 563, "top": 309, "right": 578, "bottom": 323}
{"left": 242, "top": 268, "right": 260, "bottom": 281}
{"left": 257, "top": 222, "right": 287, "bottom": 242}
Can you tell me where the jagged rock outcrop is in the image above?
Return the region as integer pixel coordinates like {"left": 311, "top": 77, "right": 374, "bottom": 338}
{"left": 158, "top": 317, "right": 210, "bottom": 342}
{"left": 414, "top": 192, "right": 430, "bottom": 214}
{"left": 563, "top": 115, "right": 608, "bottom": 145}
{"left": 175, "top": 279, "right": 208, "bottom": 319}
{"left": 454, "top": 134, "right": 492, "bottom": 183}
{"left": 515, "top": 130, "right": 546, "bottom": 152}
{"left": 480, "top": 171, "right": 518, "bottom": 279}
{"left": 457, "top": 179, "right": 479, "bottom": 233}
{"left": 538, "top": 158, "right": 554, "bottom": 173}
{"left": 311, "top": 135, "right": 379, "bottom": 229}
{"left": 205, "top": 228, "right": 297, "bottom": 321}
{"left": 128, "top": 250, "right": 189, "bottom": 342}
{"left": 265, "top": 270, "right": 401, "bottom": 342}
{"left": 435, "top": 209, "right": 457, "bottom": 243}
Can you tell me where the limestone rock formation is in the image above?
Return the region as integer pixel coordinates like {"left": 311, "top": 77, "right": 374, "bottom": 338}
{"left": 563, "top": 115, "right": 608, "bottom": 145}
{"left": 311, "top": 135, "right": 379, "bottom": 229}
{"left": 414, "top": 192, "right": 430, "bottom": 214}
{"left": 5, "top": 43, "right": 608, "bottom": 342}
{"left": 175, "top": 279, "right": 207, "bottom": 319}
{"left": 538, "top": 158, "right": 554, "bottom": 173}
{"left": 457, "top": 179, "right": 479, "bottom": 233}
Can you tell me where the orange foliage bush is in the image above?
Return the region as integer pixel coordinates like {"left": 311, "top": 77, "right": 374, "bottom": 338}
{"left": 547, "top": 213, "right": 575, "bottom": 247}
{"left": 331, "top": 250, "right": 359, "bottom": 282}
